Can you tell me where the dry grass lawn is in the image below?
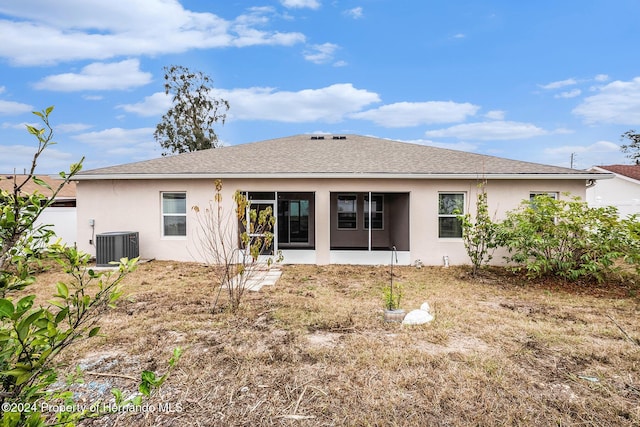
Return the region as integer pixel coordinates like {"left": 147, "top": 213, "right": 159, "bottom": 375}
{"left": 29, "top": 261, "right": 640, "bottom": 426}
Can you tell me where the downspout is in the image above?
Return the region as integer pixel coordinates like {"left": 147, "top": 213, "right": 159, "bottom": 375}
{"left": 586, "top": 179, "right": 597, "bottom": 188}
{"left": 368, "top": 191, "right": 372, "bottom": 251}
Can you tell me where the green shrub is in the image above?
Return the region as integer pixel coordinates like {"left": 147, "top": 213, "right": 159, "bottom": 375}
{"left": 1, "top": 107, "right": 178, "bottom": 426}
{"left": 495, "top": 194, "right": 637, "bottom": 282}
{"left": 459, "top": 183, "right": 497, "bottom": 275}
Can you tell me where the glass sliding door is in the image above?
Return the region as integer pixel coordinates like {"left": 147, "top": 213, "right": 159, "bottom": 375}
{"left": 277, "top": 193, "right": 314, "bottom": 249}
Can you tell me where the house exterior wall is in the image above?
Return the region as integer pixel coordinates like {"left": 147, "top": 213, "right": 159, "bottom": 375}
{"left": 586, "top": 174, "right": 640, "bottom": 218}
{"left": 76, "top": 177, "right": 587, "bottom": 266}
{"left": 39, "top": 207, "right": 77, "bottom": 246}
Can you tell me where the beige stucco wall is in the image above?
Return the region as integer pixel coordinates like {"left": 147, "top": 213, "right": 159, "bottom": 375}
{"left": 76, "top": 177, "right": 587, "bottom": 266}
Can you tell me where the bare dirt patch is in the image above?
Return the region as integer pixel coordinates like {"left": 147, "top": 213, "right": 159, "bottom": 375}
{"left": 28, "top": 262, "right": 640, "bottom": 426}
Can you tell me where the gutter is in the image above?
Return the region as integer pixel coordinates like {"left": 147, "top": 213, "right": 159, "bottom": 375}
{"left": 72, "top": 172, "right": 615, "bottom": 181}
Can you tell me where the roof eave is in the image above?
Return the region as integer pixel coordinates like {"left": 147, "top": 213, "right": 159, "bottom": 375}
{"left": 74, "top": 172, "right": 614, "bottom": 181}
{"left": 589, "top": 166, "right": 640, "bottom": 184}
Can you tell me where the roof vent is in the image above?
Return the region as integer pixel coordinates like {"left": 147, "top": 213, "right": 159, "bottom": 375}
{"left": 332, "top": 136, "right": 347, "bottom": 140}
{"left": 310, "top": 136, "right": 325, "bottom": 140}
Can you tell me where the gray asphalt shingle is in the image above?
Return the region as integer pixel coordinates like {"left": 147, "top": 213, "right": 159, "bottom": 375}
{"left": 77, "top": 134, "right": 606, "bottom": 178}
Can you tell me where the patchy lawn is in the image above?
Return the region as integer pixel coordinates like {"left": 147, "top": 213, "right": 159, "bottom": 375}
{"left": 31, "top": 262, "right": 640, "bottom": 426}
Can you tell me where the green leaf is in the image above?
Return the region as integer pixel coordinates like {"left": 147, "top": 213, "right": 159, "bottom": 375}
{"left": 139, "top": 381, "right": 151, "bottom": 397}
{"left": 16, "top": 295, "right": 35, "bottom": 314}
{"left": 112, "top": 387, "right": 123, "bottom": 405}
{"left": 141, "top": 370, "right": 157, "bottom": 384}
{"left": 17, "top": 310, "right": 42, "bottom": 341}
{"left": 56, "top": 282, "right": 69, "bottom": 299}
{"left": 32, "top": 176, "right": 52, "bottom": 190}
{"left": 3, "top": 366, "right": 32, "bottom": 385}
{"left": 55, "top": 307, "right": 69, "bottom": 323}
{"left": 0, "top": 298, "right": 14, "bottom": 318}
{"left": 88, "top": 326, "right": 101, "bottom": 337}
{"left": 26, "top": 124, "right": 40, "bottom": 135}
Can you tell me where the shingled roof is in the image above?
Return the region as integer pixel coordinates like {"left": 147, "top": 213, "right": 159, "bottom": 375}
{"left": 76, "top": 134, "right": 610, "bottom": 180}
{"left": 0, "top": 174, "right": 76, "bottom": 198}
{"left": 593, "top": 164, "right": 640, "bottom": 181}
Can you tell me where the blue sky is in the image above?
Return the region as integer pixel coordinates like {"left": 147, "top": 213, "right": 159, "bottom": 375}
{"left": 1, "top": 0, "right": 640, "bottom": 174}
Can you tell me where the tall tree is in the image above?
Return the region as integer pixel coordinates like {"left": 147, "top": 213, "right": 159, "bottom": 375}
{"left": 620, "top": 130, "right": 640, "bottom": 164}
{"left": 154, "top": 65, "right": 230, "bottom": 156}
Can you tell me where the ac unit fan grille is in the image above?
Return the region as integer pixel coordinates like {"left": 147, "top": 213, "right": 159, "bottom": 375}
{"left": 96, "top": 232, "right": 139, "bottom": 267}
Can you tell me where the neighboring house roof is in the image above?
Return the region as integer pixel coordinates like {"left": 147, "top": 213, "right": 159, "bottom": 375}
{"left": 591, "top": 165, "right": 640, "bottom": 182}
{"left": 76, "top": 134, "right": 611, "bottom": 181}
{"left": 0, "top": 174, "right": 76, "bottom": 199}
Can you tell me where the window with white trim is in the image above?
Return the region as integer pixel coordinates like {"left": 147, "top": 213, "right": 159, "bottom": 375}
{"left": 529, "top": 192, "right": 558, "bottom": 202}
{"left": 364, "top": 194, "right": 384, "bottom": 229}
{"left": 162, "top": 192, "right": 186, "bottom": 236}
{"left": 337, "top": 194, "right": 357, "bottom": 229}
{"left": 438, "top": 193, "right": 464, "bottom": 238}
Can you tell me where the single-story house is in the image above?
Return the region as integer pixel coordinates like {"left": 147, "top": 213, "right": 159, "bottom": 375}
{"left": 0, "top": 174, "right": 77, "bottom": 245}
{"left": 73, "top": 134, "right": 611, "bottom": 266}
{"left": 587, "top": 165, "right": 640, "bottom": 218}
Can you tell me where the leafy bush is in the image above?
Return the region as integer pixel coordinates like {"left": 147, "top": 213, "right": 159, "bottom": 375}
{"left": 459, "top": 183, "right": 497, "bottom": 275}
{"left": 1, "top": 107, "right": 178, "bottom": 426}
{"left": 495, "top": 194, "right": 637, "bottom": 282}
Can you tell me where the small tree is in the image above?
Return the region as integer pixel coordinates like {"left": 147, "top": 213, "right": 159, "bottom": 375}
{"left": 1, "top": 108, "right": 178, "bottom": 426}
{"left": 459, "top": 182, "right": 497, "bottom": 275}
{"left": 1, "top": 106, "right": 83, "bottom": 297}
{"left": 495, "top": 194, "right": 636, "bottom": 282}
{"left": 620, "top": 130, "right": 640, "bottom": 165}
{"left": 191, "top": 180, "right": 281, "bottom": 313}
{"left": 154, "top": 65, "right": 230, "bottom": 156}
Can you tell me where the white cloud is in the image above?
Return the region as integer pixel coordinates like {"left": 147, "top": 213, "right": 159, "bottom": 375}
{"left": 351, "top": 101, "right": 479, "bottom": 127}
{"left": 280, "top": 0, "right": 321, "bottom": 9}
{"left": 0, "top": 144, "right": 74, "bottom": 173}
{"left": 484, "top": 110, "right": 505, "bottom": 120}
{"left": 1, "top": 121, "right": 36, "bottom": 130}
{"left": 72, "top": 127, "right": 155, "bottom": 147}
{"left": 552, "top": 128, "right": 574, "bottom": 135}
{"left": 0, "top": 86, "right": 5, "bottom": 94}
{"left": 573, "top": 77, "right": 640, "bottom": 124}
{"left": 0, "top": 1, "right": 305, "bottom": 65}
{"left": 56, "top": 123, "right": 93, "bottom": 133}
{"left": 425, "top": 121, "right": 547, "bottom": 140}
{"left": 542, "top": 140, "right": 622, "bottom": 168}
{"left": 544, "top": 140, "right": 620, "bottom": 156}
{"left": 554, "top": 89, "right": 581, "bottom": 99}
{"left": 344, "top": 7, "right": 363, "bottom": 19}
{"left": 594, "top": 74, "right": 609, "bottom": 82}
{"left": 212, "top": 83, "right": 380, "bottom": 123}
{"left": 0, "top": 99, "right": 33, "bottom": 115}
{"left": 453, "top": 33, "right": 466, "bottom": 39}
{"left": 539, "top": 78, "right": 577, "bottom": 90}
{"left": 117, "top": 92, "right": 172, "bottom": 117}
{"left": 231, "top": 7, "right": 306, "bottom": 47}
{"left": 304, "top": 43, "right": 339, "bottom": 64}
{"left": 34, "top": 59, "right": 152, "bottom": 91}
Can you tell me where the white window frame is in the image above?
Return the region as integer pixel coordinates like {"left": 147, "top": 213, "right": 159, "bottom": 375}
{"left": 364, "top": 194, "right": 384, "bottom": 230}
{"left": 161, "top": 192, "right": 187, "bottom": 238}
{"left": 438, "top": 192, "right": 465, "bottom": 239}
{"left": 337, "top": 194, "right": 358, "bottom": 230}
{"left": 529, "top": 191, "right": 559, "bottom": 201}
